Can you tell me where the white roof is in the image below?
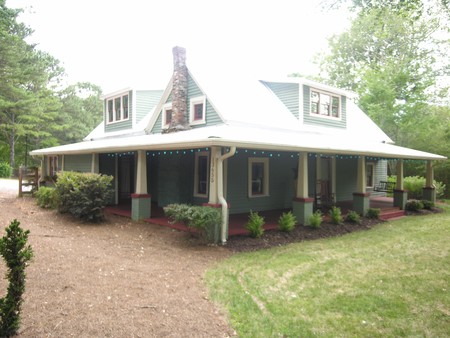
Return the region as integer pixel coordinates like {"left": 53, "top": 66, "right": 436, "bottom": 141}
{"left": 30, "top": 123, "right": 446, "bottom": 160}
{"left": 30, "top": 68, "right": 445, "bottom": 161}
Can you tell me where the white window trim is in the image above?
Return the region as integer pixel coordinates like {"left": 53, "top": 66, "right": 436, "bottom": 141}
{"left": 248, "top": 157, "right": 269, "bottom": 198}
{"left": 189, "top": 95, "right": 206, "bottom": 125}
{"left": 194, "top": 151, "right": 209, "bottom": 198}
{"left": 106, "top": 93, "right": 130, "bottom": 125}
{"left": 309, "top": 88, "right": 342, "bottom": 121}
{"left": 366, "top": 163, "right": 375, "bottom": 188}
{"left": 162, "top": 103, "right": 173, "bottom": 129}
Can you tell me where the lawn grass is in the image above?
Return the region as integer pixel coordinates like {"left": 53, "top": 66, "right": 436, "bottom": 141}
{"left": 205, "top": 205, "right": 450, "bottom": 337}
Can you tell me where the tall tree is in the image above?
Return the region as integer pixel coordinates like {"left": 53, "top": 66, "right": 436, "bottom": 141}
{"left": 318, "top": 2, "right": 449, "bottom": 142}
{"left": 55, "top": 82, "right": 103, "bottom": 144}
{"left": 0, "top": 1, "right": 64, "bottom": 168}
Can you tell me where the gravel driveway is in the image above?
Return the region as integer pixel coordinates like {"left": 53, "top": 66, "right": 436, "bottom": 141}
{"left": 0, "top": 187, "right": 234, "bottom": 337}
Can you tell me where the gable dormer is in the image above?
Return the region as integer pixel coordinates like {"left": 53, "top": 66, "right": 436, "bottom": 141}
{"left": 263, "top": 79, "right": 349, "bottom": 129}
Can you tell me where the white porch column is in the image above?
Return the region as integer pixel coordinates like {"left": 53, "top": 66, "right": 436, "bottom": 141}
{"left": 353, "top": 156, "right": 370, "bottom": 215}
{"left": 293, "top": 152, "right": 313, "bottom": 225}
{"left": 331, "top": 156, "right": 337, "bottom": 203}
{"left": 396, "top": 159, "right": 404, "bottom": 190}
{"left": 423, "top": 160, "right": 436, "bottom": 203}
{"left": 296, "top": 152, "right": 309, "bottom": 198}
{"left": 208, "top": 146, "right": 220, "bottom": 204}
{"left": 61, "top": 155, "right": 65, "bottom": 172}
{"left": 135, "top": 150, "right": 148, "bottom": 194}
{"left": 426, "top": 160, "right": 434, "bottom": 187}
{"left": 91, "top": 153, "right": 99, "bottom": 173}
{"left": 356, "top": 156, "right": 366, "bottom": 194}
{"left": 132, "top": 150, "right": 151, "bottom": 220}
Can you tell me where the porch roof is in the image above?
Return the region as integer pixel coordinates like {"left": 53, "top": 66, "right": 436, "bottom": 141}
{"left": 30, "top": 123, "right": 446, "bottom": 161}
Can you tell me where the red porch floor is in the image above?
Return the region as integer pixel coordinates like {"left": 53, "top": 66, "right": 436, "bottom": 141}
{"left": 105, "top": 196, "right": 403, "bottom": 237}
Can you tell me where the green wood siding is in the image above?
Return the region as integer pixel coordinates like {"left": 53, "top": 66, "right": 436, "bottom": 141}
{"left": 104, "top": 90, "right": 133, "bottom": 133}
{"left": 99, "top": 153, "right": 116, "bottom": 204}
{"left": 156, "top": 154, "right": 194, "bottom": 207}
{"left": 265, "top": 82, "right": 299, "bottom": 118}
{"left": 226, "top": 153, "right": 297, "bottom": 214}
{"left": 64, "top": 154, "right": 92, "bottom": 173}
{"left": 150, "top": 74, "right": 223, "bottom": 134}
{"left": 188, "top": 75, "right": 223, "bottom": 127}
{"left": 367, "top": 160, "right": 388, "bottom": 197}
{"left": 303, "top": 85, "right": 347, "bottom": 129}
{"left": 335, "top": 158, "right": 358, "bottom": 201}
{"left": 136, "top": 90, "right": 163, "bottom": 124}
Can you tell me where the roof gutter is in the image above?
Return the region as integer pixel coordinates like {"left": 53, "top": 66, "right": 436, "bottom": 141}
{"left": 217, "top": 146, "right": 236, "bottom": 244}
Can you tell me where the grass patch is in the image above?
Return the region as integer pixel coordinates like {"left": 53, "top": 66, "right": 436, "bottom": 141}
{"left": 205, "top": 206, "right": 450, "bottom": 337}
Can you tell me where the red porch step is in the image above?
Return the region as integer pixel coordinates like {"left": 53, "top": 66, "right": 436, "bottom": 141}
{"left": 379, "top": 208, "right": 405, "bottom": 220}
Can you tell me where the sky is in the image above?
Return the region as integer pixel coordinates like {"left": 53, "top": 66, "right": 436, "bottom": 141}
{"left": 7, "top": 0, "right": 351, "bottom": 94}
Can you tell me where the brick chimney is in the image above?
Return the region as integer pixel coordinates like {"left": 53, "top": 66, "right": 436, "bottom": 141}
{"left": 167, "top": 46, "right": 190, "bottom": 132}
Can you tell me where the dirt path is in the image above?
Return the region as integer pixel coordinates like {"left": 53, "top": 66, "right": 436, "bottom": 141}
{"left": 0, "top": 182, "right": 234, "bottom": 337}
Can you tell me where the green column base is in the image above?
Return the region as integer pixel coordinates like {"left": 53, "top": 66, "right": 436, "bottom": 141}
{"left": 422, "top": 187, "right": 436, "bottom": 203}
{"left": 292, "top": 198, "right": 314, "bottom": 225}
{"left": 353, "top": 193, "right": 370, "bottom": 216}
{"left": 131, "top": 194, "right": 151, "bottom": 221}
{"left": 393, "top": 189, "right": 408, "bottom": 210}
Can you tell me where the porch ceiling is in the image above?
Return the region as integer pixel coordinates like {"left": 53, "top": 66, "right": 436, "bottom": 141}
{"left": 30, "top": 124, "right": 446, "bottom": 161}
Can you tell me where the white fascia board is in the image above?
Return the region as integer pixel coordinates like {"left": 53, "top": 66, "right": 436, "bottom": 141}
{"left": 100, "top": 87, "right": 133, "bottom": 100}
{"left": 31, "top": 125, "right": 447, "bottom": 161}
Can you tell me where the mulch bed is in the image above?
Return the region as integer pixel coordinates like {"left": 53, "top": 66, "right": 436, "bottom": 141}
{"left": 225, "top": 207, "right": 443, "bottom": 252}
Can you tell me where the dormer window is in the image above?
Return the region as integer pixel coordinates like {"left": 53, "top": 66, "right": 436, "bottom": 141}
{"left": 311, "top": 90, "right": 340, "bottom": 118}
{"left": 189, "top": 96, "right": 206, "bottom": 125}
{"left": 107, "top": 93, "right": 129, "bottom": 124}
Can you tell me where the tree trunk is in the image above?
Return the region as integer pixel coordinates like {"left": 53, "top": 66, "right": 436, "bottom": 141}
{"left": 9, "top": 130, "right": 15, "bottom": 169}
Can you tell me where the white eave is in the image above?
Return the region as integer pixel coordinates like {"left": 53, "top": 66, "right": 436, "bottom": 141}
{"left": 30, "top": 124, "right": 446, "bottom": 161}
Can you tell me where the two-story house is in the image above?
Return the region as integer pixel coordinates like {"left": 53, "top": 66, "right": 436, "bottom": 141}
{"left": 30, "top": 46, "right": 446, "bottom": 243}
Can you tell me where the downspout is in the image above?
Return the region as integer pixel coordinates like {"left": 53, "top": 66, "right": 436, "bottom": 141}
{"left": 217, "top": 146, "right": 236, "bottom": 244}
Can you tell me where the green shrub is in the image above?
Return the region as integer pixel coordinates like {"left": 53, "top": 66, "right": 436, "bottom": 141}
{"left": 388, "top": 176, "right": 446, "bottom": 199}
{"left": 278, "top": 211, "right": 296, "bottom": 232}
{"left": 54, "top": 171, "right": 113, "bottom": 222}
{"left": 164, "top": 203, "right": 193, "bottom": 224}
{"left": 0, "top": 219, "right": 33, "bottom": 337}
{"left": 405, "top": 199, "right": 424, "bottom": 211}
{"left": 245, "top": 211, "right": 265, "bottom": 238}
{"left": 345, "top": 210, "right": 361, "bottom": 224}
{"left": 0, "top": 162, "right": 12, "bottom": 178}
{"left": 308, "top": 210, "right": 323, "bottom": 228}
{"left": 421, "top": 200, "right": 434, "bottom": 210}
{"left": 35, "top": 187, "right": 57, "bottom": 209}
{"left": 366, "top": 208, "right": 380, "bottom": 219}
{"left": 164, "top": 204, "right": 221, "bottom": 243}
{"left": 329, "top": 206, "right": 343, "bottom": 225}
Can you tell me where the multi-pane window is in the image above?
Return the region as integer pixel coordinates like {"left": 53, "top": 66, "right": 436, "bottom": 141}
{"left": 248, "top": 158, "right": 269, "bottom": 197}
{"left": 194, "top": 152, "right": 209, "bottom": 197}
{"left": 106, "top": 93, "right": 129, "bottom": 123}
{"left": 311, "top": 90, "right": 340, "bottom": 118}
{"left": 189, "top": 96, "right": 206, "bottom": 125}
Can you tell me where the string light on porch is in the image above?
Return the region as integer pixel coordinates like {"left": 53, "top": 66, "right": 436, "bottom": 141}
{"left": 105, "top": 150, "right": 425, "bottom": 163}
